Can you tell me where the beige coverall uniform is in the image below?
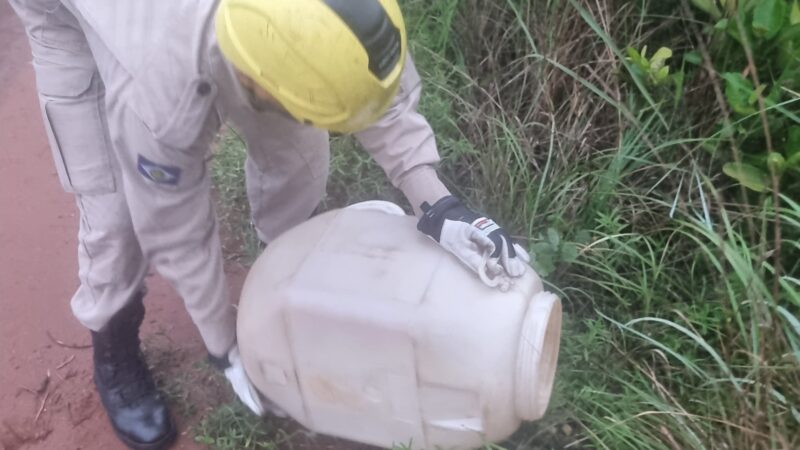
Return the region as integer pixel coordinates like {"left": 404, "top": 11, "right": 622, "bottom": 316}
{"left": 10, "top": 0, "right": 451, "bottom": 356}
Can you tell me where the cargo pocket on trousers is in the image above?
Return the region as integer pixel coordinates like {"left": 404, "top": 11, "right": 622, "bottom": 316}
{"left": 42, "top": 87, "right": 116, "bottom": 195}
{"left": 124, "top": 76, "right": 220, "bottom": 193}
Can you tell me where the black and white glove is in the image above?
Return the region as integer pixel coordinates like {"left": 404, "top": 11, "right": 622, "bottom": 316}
{"left": 208, "top": 344, "right": 286, "bottom": 417}
{"left": 417, "top": 196, "right": 530, "bottom": 290}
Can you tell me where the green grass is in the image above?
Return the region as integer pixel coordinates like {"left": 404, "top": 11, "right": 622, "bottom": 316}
{"left": 142, "top": 333, "right": 230, "bottom": 421}
{"left": 211, "top": 129, "right": 265, "bottom": 265}
{"left": 194, "top": 403, "right": 295, "bottom": 450}
{"left": 200, "top": 0, "right": 800, "bottom": 448}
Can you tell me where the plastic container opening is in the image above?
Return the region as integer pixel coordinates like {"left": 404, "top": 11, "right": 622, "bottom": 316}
{"left": 514, "top": 292, "right": 562, "bottom": 421}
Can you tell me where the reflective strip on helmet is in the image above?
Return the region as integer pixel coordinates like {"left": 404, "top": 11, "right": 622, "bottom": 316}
{"left": 322, "top": 0, "right": 402, "bottom": 79}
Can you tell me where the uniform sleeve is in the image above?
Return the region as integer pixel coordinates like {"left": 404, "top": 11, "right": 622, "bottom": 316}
{"left": 354, "top": 54, "right": 451, "bottom": 215}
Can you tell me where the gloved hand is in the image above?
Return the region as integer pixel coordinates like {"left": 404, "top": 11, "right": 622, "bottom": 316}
{"left": 417, "top": 195, "right": 530, "bottom": 290}
{"left": 209, "top": 344, "right": 287, "bottom": 417}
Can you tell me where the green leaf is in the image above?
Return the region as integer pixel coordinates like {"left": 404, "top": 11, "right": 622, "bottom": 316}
{"left": 626, "top": 46, "right": 641, "bottom": 62}
{"left": 714, "top": 18, "right": 730, "bottom": 31}
{"left": 575, "top": 230, "right": 591, "bottom": 244}
{"left": 691, "top": 0, "right": 723, "bottom": 19}
{"left": 765, "top": 83, "right": 782, "bottom": 106}
{"left": 625, "top": 47, "right": 649, "bottom": 72}
{"left": 560, "top": 242, "right": 579, "bottom": 264}
{"left": 792, "top": 0, "right": 800, "bottom": 25}
{"left": 531, "top": 242, "right": 552, "bottom": 254}
{"left": 787, "top": 126, "right": 800, "bottom": 158}
{"left": 649, "top": 47, "right": 673, "bottom": 71}
{"left": 725, "top": 19, "right": 744, "bottom": 44}
{"left": 533, "top": 259, "right": 555, "bottom": 277}
{"left": 753, "top": 0, "right": 788, "bottom": 39}
{"left": 720, "top": 122, "right": 735, "bottom": 139}
{"left": 723, "top": 162, "right": 770, "bottom": 192}
{"left": 546, "top": 228, "right": 560, "bottom": 247}
{"left": 778, "top": 37, "right": 800, "bottom": 76}
{"left": 627, "top": 46, "right": 675, "bottom": 86}
{"left": 531, "top": 243, "right": 556, "bottom": 277}
{"left": 722, "top": 72, "right": 757, "bottom": 115}
{"left": 673, "top": 70, "right": 686, "bottom": 108}
{"left": 767, "top": 152, "right": 786, "bottom": 175}
{"left": 654, "top": 66, "right": 671, "bottom": 84}
{"left": 787, "top": 152, "right": 800, "bottom": 168}
{"left": 683, "top": 51, "right": 702, "bottom": 65}
{"left": 747, "top": 83, "right": 767, "bottom": 105}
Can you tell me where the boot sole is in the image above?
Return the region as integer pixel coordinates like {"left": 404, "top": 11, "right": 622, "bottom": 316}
{"left": 111, "top": 418, "right": 177, "bottom": 450}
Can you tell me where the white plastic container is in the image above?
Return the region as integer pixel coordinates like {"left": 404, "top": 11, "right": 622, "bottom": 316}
{"left": 237, "top": 206, "right": 562, "bottom": 450}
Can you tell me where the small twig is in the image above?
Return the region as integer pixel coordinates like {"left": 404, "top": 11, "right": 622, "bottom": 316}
{"left": 34, "top": 391, "right": 50, "bottom": 423}
{"left": 17, "top": 387, "right": 38, "bottom": 396}
{"left": 56, "top": 354, "right": 75, "bottom": 370}
{"left": 17, "top": 370, "right": 50, "bottom": 397}
{"left": 50, "top": 369, "right": 66, "bottom": 383}
{"left": 46, "top": 331, "right": 91, "bottom": 349}
{"left": 33, "top": 370, "right": 51, "bottom": 423}
{"left": 36, "top": 372, "right": 50, "bottom": 395}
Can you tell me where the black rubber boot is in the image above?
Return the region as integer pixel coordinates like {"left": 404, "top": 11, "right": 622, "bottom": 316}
{"left": 91, "top": 293, "right": 176, "bottom": 450}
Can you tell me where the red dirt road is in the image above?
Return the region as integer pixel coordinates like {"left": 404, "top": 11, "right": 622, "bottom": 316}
{"left": 1, "top": 4, "right": 238, "bottom": 449}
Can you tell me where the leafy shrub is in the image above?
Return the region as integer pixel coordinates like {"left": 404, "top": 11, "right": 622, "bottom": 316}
{"left": 690, "top": 0, "right": 800, "bottom": 193}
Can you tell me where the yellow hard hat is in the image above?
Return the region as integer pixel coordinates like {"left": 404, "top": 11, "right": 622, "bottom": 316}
{"left": 215, "top": 0, "right": 407, "bottom": 133}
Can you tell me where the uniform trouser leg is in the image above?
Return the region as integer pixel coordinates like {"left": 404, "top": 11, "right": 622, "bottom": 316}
{"left": 19, "top": 0, "right": 239, "bottom": 358}
{"left": 102, "top": 101, "right": 236, "bottom": 357}
{"left": 9, "top": 0, "right": 148, "bottom": 330}
{"left": 238, "top": 108, "right": 331, "bottom": 243}
{"left": 72, "top": 184, "right": 148, "bottom": 330}
{"left": 46, "top": 80, "right": 148, "bottom": 330}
